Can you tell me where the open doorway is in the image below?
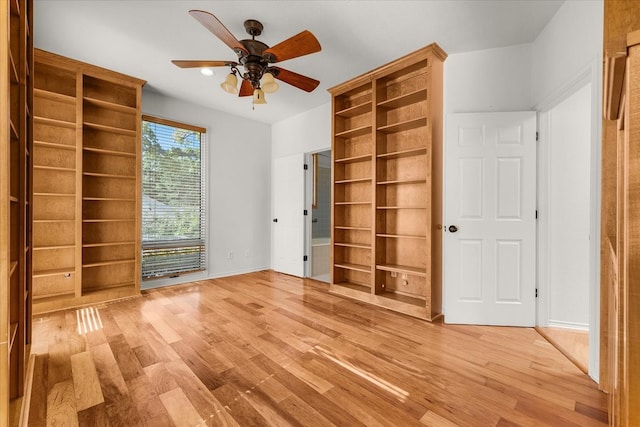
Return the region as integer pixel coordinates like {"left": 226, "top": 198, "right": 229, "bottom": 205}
{"left": 537, "top": 82, "right": 594, "bottom": 374}
{"left": 307, "top": 150, "right": 331, "bottom": 282}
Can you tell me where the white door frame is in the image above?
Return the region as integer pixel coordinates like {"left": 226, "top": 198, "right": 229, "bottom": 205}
{"left": 534, "top": 58, "right": 602, "bottom": 381}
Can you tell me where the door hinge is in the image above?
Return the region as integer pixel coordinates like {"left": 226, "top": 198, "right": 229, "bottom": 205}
{"left": 303, "top": 255, "right": 308, "bottom": 261}
{"left": 303, "top": 209, "right": 308, "bottom": 215}
{"left": 304, "top": 163, "right": 308, "bottom": 170}
{"left": 535, "top": 288, "right": 538, "bottom": 298}
{"left": 536, "top": 131, "right": 539, "bottom": 141}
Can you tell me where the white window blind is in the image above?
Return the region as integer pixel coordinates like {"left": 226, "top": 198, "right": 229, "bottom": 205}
{"left": 141, "top": 115, "right": 206, "bottom": 279}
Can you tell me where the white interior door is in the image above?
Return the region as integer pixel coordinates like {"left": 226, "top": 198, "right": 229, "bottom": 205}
{"left": 272, "top": 153, "right": 305, "bottom": 277}
{"left": 444, "top": 112, "right": 536, "bottom": 326}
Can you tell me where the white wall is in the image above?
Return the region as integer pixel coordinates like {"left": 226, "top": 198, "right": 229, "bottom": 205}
{"left": 532, "top": 0, "right": 603, "bottom": 108}
{"left": 272, "top": 103, "right": 331, "bottom": 158}
{"left": 445, "top": 43, "right": 532, "bottom": 114}
{"left": 142, "top": 89, "right": 272, "bottom": 288}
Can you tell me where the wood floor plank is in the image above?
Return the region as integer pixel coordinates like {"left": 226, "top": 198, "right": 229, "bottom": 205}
{"left": 70, "top": 351, "right": 104, "bottom": 411}
{"left": 126, "top": 374, "right": 170, "bottom": 423}
{"left": 46, "top": 380, "right": 78, "bottom": 427}
{"left": 159, "top": 388, "right": 204, "bottom": 427}
{"left": 31, "top": 271, "right": 607, "bottom": 427}
{"left": 76, "top": 402, "right": 110, "bottom": 427}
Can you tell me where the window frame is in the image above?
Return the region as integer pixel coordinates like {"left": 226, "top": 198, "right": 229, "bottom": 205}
{"left": 140, "top": 114, "right": 207, "bottom": 281}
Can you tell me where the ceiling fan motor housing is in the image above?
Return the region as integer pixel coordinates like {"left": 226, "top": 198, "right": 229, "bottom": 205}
{"left": 238, "top": 39, "right": 271, "bottom": 88}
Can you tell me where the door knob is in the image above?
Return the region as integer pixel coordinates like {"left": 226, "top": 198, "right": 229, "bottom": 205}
{"left": 273, "top": 218, "right": 278, "bottom": 223}
{"left": 448, "top": 225, "right": 458, "bottom": 233}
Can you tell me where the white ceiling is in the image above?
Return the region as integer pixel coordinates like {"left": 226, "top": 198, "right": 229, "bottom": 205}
{"left": 34, "top": 0, "right": 563, "bottom": 124}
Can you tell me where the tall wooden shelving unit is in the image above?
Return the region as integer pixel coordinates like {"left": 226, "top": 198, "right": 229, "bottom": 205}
{"left": 1, "top": 0, "right": 33, "bottom": 424}
{"left": 32, "top": 49, "right": 145, "bottom": 314}
{"left": 329, "top": 44, "right": 446, "bottom": 320}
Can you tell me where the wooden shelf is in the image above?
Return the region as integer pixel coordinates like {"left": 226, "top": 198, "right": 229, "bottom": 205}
{"left": 82, "top": 219, "right": 134, "bottom": 223}
{"left": 334, "top": 263, "right": 371, "bottom": 273}
{"left": 334, "top": 154, "right": 371, "bottom": 164}
{"left": 5, "top": 0, "right": 34, "bottom": 415}
{"left": 335, "top": 101, "right": 372, "bottom": 118}
{"left": 377, "top": 206, "right": 427, "bottom": 210}
{"left": 376, "top": 264, "right": 427, "bottom": 277}
{"left": 32, "top": 268, "right": 74, "bottom": 278}
{"left": 335, "top": 125, "right": 372, "bottom": 139}
{"left": 335, "top": 242, "right": 371, "bottom": 249}
{"left": 83, "top": 96, "right": 137, "bottom": 114}
{"left": 335, "top": 201, "right": 371, "bottom": 206}
{"left": 34, "top": 140, "right": 76, "bottom": 151}
{"left": 334, "top": 226, "right": 371, "bottom": 231}
{"left": 83, "top": 146, "right": 135, "bottom": 158}
{"left": 34, "top": 115, "right": 76, "bottom": 129}
{"left": 33, "top": 192, "right": 74, "bottom": 197}
{"left": 32, "top": 290, "right": 75, "bottom": 302}
{"left": 377, "top": 178, "right": 426, "bottom": 185}
{"left": 377, "top": 147, "right": 427, "bottom": 159}
{"left": 82, "top": 197, "right": 135, "bottom": 202}
{"left": 377, "top": 233, "right": 426, "bottom": 240}
{"left": 34, "top": 88, "right": 75, "bottom": 104}
{"left": 33, "top": 165, "right": 75, "bottom": 172}
{"left": 82, "top": 241, "right": 136, "bottom": 248}
{"left": 8, "top": 323, "right": 18, "bottom": 353}
{"left": 335, "top": 177, "right": 372, "bottom": 184}
{"left": 9, "top": 51, "right": 18, "bottom": 83}
{"left": 10, "top": 119, "right": 19, "bottom": 140}
{"left": 10, "top": 0, "right": 19, "bottom": 15}
{"left": 332, "top": 281, "right": 371, "bottom": 294}
{"left": 83, "top": 259, "right": 135, "bottom": 268}
{"left": 330, "top": 44, "right": 445, "bottom": 321}
{"left": 378, "top": 88, "right": 427, "bottom": 109}
{"left": 377, "top": 117, "right": 427, "bottom": 134}
{"left": 33, "top": 244, "right": 75, "bottom": 251}
{"left": 33, "top": 219, "right": 75, "bottom": 224}
{"left": 377, "top": 291, "right": 425, "bottom": 306}
{"left": 83, "top": 121, "right": 137, "bottom": 136}
{"left": 83, "top": 282, "right": 136, "bottom": 296}
{"left": 83, "top": 172, "right": 135, "bottom": 180}
{"left": 9, "top": 261, "right": 18, "bottom": 276}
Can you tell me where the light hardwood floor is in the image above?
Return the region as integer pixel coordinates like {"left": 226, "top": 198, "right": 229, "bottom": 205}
{"left": 27, "top": 271, "right": 608, "bottom": 426}
{"left": 537, "top": 327, "right": 590, "bottom": 374}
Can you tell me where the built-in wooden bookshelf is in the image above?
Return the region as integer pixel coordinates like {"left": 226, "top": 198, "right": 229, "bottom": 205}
{"left": 329, "top": 44, "right": 446, "bottom": 320}
{"left": 32, "top": 49, "right": 145, "bottom": 314}
{"left": 1, "top": 0, "right": 33, "bottom": 423}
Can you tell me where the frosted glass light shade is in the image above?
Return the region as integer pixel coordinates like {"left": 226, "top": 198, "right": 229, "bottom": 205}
{"left": 220, "top": 73, "right": 238, "bottom": 94}
{"left": 261, "top": 73, "right": 279, "bottom": 93}
{"left": 253, "top": 88, "right": 267, "bottom": 104}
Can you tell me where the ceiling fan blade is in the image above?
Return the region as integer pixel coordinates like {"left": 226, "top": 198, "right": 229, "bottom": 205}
{"left": 172, "top": 60, "right": 237, "bottom": 68}
{"left": 271, "top": 67, "right": 320, "bottom": 92}
{"left": 262, "top": 30, "right": 321, "bottom": 63}
{"left": 189, "top": 10, "right": 248, "bottom": 56}
{"left": 239, "top": 79, "right": 254, "bottom": 97}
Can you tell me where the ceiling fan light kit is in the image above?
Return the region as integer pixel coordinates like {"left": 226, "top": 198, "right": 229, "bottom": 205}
{"left": 172, "top": 10, "right": 321, "bottom": 107}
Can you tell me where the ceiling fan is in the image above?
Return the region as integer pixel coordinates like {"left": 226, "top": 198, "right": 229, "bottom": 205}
{"left": 172, "top": 10, "right": 321, "bottom": 104}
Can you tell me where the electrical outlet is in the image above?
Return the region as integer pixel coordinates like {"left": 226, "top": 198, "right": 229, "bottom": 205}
{"left": 227, "top": 251, "right": 234, "bottom": 259}
{"left": 390, "top": 271, "right": 397, "bottom": 278}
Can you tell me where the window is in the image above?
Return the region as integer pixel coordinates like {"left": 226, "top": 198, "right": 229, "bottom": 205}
{"left": 141, "top": 115, "right": 206, "bottom": 279}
